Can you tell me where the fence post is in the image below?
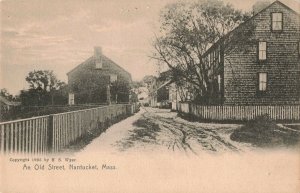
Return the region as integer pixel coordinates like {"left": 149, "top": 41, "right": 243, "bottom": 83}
{"left": 47, "top": 115, "right": 54, "bottom": 152}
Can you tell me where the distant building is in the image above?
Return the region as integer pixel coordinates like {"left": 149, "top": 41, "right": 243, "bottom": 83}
{"left": 202, "top": 0, "right": 300, "bottom": 105}
{"left": 168, "top": 82, "right": 194, "bottom": 104}
{"left": 148, "top": 71, "right": 173, "bottom": 108}
{"left": 67, "top": 47, "right": 132, "bottom": 104}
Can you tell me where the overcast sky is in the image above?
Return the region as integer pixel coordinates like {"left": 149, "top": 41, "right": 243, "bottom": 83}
{"left": 1, "top": 0, "right": 299, "bottom": 95}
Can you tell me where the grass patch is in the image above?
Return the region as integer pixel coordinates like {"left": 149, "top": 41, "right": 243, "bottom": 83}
{"left": 116, "top": 118, "right": 160, "bottom": 151}
{"left": 132, "top": 118, "right": 160, "bottom": 133}
{"left": 131, "top": 118, "right": 161, "bottom": 142}
{"left": 230, "top": 114, "right": 300, "bottom": 147}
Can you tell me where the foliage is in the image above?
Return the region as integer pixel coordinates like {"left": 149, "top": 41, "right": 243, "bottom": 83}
{"left": 110, "top": 79, "right": 131, "bottom": 103}
{"left": 0, "top": 104, "right": 101, "bottom": 122}
{"left": 26, "top": 70, "right": 65, "bottom": 91}
{"left": 20, "top": 70, "right": 67, "bottom": 106}
{"left": 131, "top": 81, "right": 144, "bottom": 89}
{"left": 142, "top": 75, "right": 157, "bottom": 88}
{"left": 230, "top": 115, "right": 300, "bottom": 147}
{"left": 0, "top": 88, "right": 17, "bottom": 101}
{"left": 152, "top": 0, "right": 251, "bottom": 104}
{"left": 130, "top": 90, "right": 139, "bottom": 103}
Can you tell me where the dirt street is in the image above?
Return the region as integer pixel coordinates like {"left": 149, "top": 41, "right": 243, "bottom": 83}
{"left": 76, "top": 107, "right": 254, "bottom": 156}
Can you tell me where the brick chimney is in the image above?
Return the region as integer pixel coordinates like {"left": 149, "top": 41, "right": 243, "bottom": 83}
{"left": 252, "top": 1, "right": 271, "bottom": 15}
{"left": 94, "top": 46, "right": 102, "bottom": 69}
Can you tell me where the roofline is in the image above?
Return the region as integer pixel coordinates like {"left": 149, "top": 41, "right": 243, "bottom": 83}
{"left": 104, "top": 56, "right": 132, "bottom": 79}
{"left": 149, "top": 79, "right": 173, "bottom": 95}
{"left": 275, "top": 0, "right": 300, "bottom": 16}
{"left": 203, "top": 0, "right": 300, "bottom": 57}
{"left": 67, "top": 56, "right": 93, "bottom": 75}
{"left": 66, "top": 54, "right": 132, "bottom": 79}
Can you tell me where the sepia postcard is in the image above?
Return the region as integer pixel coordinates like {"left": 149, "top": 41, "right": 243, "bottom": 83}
{"left": 0, "top": 0, "right": 300, "bottom": 192}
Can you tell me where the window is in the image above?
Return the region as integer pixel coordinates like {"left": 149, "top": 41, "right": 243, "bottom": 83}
{"left": 95, "top": 58, "right": 102, "bottom": 69}
{"left": 272, "top": 13, "right": 282, "bottom": 31}
{"left": 68, "top": 93, "right": 75, "bottom": 105}
{"left": 214, "top": 50, "right": 218, "bottom": 64}
{"left": 110, "top": 74, "right": 117, "bottom": 82}
{"left": 258, "top": 42, "right": 267, "bottom": 60}
{"left": 217, "top": 74, "right": 221, "bottom": 92}
{"left": 258, "top": 73, "right": 267, "bottom": 91}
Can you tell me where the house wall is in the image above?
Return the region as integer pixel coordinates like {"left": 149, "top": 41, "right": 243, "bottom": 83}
{"left": 157, "top": 87, "right": 169, "bottom": 102}
{"left": 68, "top": 53, "right": 132, "bottom": 104}
{"left": 169, "top": 83, "right": 181, "bottom": 102}
{"left": 202, "top": 43, "right": 225, "bottom": 104}
{"left": 223, "top": 2, "right": 300, "bottom": 105}
{"left": 148, "top": 79, "right": 157, "bottom": 107}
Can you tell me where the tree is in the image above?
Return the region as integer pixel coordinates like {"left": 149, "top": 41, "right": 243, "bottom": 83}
{"left": 26, "top": 70, "right": 65, "bottom": 92}
{"left": 142, "top": 75, "right": 156, "bottom": 88}
{"left": 110, "top": 79, "right": 131, "bottom": 103}
{"left": 152, "top": 0, "right": 252, "bottom": 104}
{"left": 21, "top": 70, "right": 67, "bottom": 106}
{"left": 132, "top": 81, "right": 143, "bottom": 89}
{"left": 0, "top": 88, "right": 14, "bottom": 101}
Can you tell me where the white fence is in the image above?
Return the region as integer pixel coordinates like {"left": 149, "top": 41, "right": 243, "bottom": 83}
{"left": 0, "top": 103, "right": 138, "bottom": 154}
{"left": 173, "top": 102, "right": 300, "bottom": 121}
{"left": 0, "top": 115, "right": 49, "bottom": 154}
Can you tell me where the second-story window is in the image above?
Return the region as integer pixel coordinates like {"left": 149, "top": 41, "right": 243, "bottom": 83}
{"left": 258, "top": 41, "right": 267, "bottom": 60}
{"left": 110, "top": 74, "right": 117, "bottom": 82}
{"left": 272, "top": 12, "right": 282, "bottom": 31}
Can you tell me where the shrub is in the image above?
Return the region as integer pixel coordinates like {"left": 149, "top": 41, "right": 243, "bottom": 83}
{"left": 243, "top": 114, "right": 277, "bottom": 133}
{"left": 230, "top": 114, "right": 284, "bottom": 147}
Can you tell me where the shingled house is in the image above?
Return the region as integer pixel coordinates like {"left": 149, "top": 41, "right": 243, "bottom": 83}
{"left": 148, "top": 70, "right": 174, "bottom": 108}
{"left": 203, "top": 0, "right": 300, "bottom": 105}
{"left": 67, "top": 47, "right": 132, "bottom": 104}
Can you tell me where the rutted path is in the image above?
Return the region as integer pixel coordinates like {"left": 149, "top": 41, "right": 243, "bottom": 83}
{"left": 113, "top": 107, "right": 253, "bottom": 155}
{"left": 75, "top": 107, "right": 254, "bottom": 156}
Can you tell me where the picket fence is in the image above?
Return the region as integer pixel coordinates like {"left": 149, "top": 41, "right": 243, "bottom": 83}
{"left": 0, "top": 103, "right": 138, "bottom": 154}
{"left": 172, "top": 102, "right": 300, "bottom": 121}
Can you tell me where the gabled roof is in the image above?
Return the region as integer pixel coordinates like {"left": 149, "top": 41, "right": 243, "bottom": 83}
{"left": 203, "top": 0, "right": 300, "bottom": 57}
{"left": 67, "top": 53, "right": 131, "bottom": 79}
{"left": 66, "top": 56, "right": 93, "bottom": 75}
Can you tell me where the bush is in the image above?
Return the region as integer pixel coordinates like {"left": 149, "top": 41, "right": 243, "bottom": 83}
{"left": 243, "top": 114, "right": 276, "bottom": 133}
{"left": 230, "top": 114, "right": 297, "bottom": 147}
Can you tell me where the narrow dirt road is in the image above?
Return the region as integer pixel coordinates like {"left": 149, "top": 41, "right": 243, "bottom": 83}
{"left": 76, "top": 107, "right": 253, "bottom": 156}
{"left": 119, "top": 107, "right": 254, "bottom": 154}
